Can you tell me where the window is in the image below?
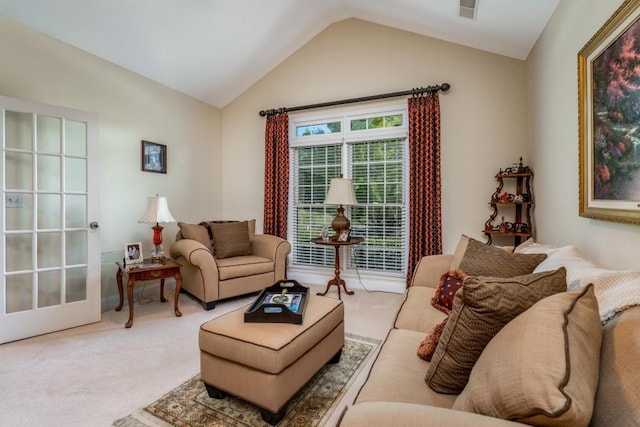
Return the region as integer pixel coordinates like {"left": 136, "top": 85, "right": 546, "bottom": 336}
{"left": 289, "top": 107, "right": 408, "bottom": 277}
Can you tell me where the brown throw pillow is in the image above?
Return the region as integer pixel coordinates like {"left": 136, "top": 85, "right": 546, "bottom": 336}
{"left": 417, "top": 317, "right": 448, "bottom": 361}
{"left": 458, "top": 237, "right": 547, "bottom": 278}
{"left": 452, "top": 285, "right": 602, "bottom": 426}
{"left": 211, "top": 221, "right": 252, "bottom": 259}
{"left": 425, "top": 267, "right": 567, "bottom": 394}
{"left": 431, "top": 269, "right": 467, "bottom": 315}
{"left": 177, "top": 222, "right": 212, "bottom": 252}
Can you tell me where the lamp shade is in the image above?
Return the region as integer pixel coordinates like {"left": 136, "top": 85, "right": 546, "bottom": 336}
{"left": 138, "top": 195, "right": 176, "bottom": 224}
{"left": 324, "top": 178, "right": 357, "bottom": 206}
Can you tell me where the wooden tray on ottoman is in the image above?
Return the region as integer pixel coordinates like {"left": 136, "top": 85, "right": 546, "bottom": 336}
{"left": 244, "top": 280, "right": 309, "bottom": 324}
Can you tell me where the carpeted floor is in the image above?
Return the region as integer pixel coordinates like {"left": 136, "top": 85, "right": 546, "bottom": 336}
{"left": 0, "top": 283, "right": 402, "bottom": 426}
{"left": 113, "top": 336, "right": 378, "bottom": 427}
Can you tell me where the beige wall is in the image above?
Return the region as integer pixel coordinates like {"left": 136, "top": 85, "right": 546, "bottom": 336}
{"left": 222, "top": 18, "right": 529, "bottom": 253}
{"left": 0, "top": 16, "right": 222, "bottom": 303}
{"left": 526, "top": 0, "right": 640, "bottom": 269}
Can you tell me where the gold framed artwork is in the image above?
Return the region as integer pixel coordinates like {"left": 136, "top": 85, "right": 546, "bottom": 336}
{"left": 579, "top": 0, "right": 640, "bottom": 224}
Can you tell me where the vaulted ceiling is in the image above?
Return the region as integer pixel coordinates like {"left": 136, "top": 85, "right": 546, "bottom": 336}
{"left": 0, "top": 0, "right": 560, "bottom": 108}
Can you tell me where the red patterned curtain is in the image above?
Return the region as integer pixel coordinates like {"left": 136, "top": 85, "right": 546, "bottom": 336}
{"left": 263, "top": 113, "right": 289, "bottom": 239}
{"left": 407, "top": 93, "right": 442, "bottom": 286}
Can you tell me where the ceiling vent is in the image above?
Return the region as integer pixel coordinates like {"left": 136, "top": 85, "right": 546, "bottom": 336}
{"left": 459, "top": 0, "right": 477, "bottom": 20}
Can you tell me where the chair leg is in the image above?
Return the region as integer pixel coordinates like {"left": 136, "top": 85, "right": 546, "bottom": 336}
{"left": 202, "top": 301, "right": 216, "bottom": 310}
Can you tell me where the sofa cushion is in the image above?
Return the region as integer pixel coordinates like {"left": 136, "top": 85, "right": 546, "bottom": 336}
{"left": 354, "top": 328, "right": 457, "bottom": 409}
{"left": 453, "top": 285, "right": 602, "bottom": 427}
{"left": 431, "top": 269, "right": 466, "bottom": 315}
{"left": 177, "top": 222, "right": 212, "bottom": 252}
{"left": 216, "top": 255, "right": 273, "bottom": 280}
{"left": 211, "top": 221, "right": 252, "bottom": 259}
{"left": 591, "top": 305, "right": 640, "bottom": 426}
{"left": 394, "top": 286, "right": 448, "bottom": 333}
{"left": 425, "top": 267, "right": 567, "bottom": 394}
{"left": 455, "top": 237, "right": 547, "bottom": 278}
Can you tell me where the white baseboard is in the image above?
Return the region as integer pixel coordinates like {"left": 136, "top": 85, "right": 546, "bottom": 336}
{"left": 287, "top": 267, "right": 405, "bottom": 294}
{"left": 101, "top": 279, "right": 175, "bottom": 313}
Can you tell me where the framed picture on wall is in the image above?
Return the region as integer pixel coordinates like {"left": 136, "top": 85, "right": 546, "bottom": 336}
{"left": 579, "top": 0, "right": 640, "bottom": 224}
{"left": 141, "top": 140, "right": 167, "bottom": 173}
{"left": 124, "top": 242, "right": 143, "bottom": 264}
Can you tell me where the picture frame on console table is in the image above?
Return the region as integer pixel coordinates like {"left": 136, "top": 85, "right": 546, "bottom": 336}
{"left": 579, "top": 0, "right": 640, "bottom": 224}
{"left": 124, "top": 242, "right": 143, "bottom": 264}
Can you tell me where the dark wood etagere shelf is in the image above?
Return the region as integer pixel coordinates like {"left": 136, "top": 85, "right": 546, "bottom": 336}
{"left": 483, "top": 158, "right": 534, "bottom": 246}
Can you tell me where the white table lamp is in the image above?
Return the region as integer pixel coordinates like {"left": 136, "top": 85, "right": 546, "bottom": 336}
{"left": 324, "top": 177, "right": 357, "bottom": 237}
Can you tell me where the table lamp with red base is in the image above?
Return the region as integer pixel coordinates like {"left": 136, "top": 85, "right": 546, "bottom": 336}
{"left": 138, "top": 194, "right": 176, "bottom": 262}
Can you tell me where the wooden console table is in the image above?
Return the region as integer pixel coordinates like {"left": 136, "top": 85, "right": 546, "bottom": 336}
{"left": 115, "top": 259, "right": 183, "bottom": 328}
{"left": 311, "top": 237, "right": 364, "bottom": 299}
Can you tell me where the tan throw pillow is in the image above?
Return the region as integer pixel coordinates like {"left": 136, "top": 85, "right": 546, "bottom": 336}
{"left": 211, "top": 221, "right": 252, "bottom": 259}
{"left": 177, "top": 222, "right": 212, "bottom": 252}
{"left": 457, "top": 237, "right": 547, "bottom": 277}
{"left": 450, "top": 235, "right": 471, "bottom": 270}
{"left": 452, "top": 285, "right": 602, "bottom": 426}
{"left": 425, "top": 267, "right": 567, "bottom": 394}
{"left": 247, "top": 219, "right": 256, "bottom": 241}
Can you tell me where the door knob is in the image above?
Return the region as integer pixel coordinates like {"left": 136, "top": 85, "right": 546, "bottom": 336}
{"left": 90, "top": 221, "right": 99, "bottom": 229}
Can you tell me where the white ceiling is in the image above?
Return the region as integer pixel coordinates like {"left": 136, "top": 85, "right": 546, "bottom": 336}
{"left": 0, "top": 0, "right": 560, "bottom": 108}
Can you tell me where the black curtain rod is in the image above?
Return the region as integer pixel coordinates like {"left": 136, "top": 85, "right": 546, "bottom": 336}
{"left": 259, "top": 82, "right": 451, "bottom": 117}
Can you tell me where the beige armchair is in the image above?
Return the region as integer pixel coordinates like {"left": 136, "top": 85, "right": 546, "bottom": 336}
{"left": 169, "top": 220, "right": 291, "bottom": 310}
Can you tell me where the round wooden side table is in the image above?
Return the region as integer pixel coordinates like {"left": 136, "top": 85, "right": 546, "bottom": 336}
{"left": 311, "top": 236, "right": 364, "bottom": 299}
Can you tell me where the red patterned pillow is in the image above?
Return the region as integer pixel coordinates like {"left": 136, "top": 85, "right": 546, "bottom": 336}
{"left": 417, "top": 317, "right": 448, "bottom": 361}
{"left": 431, "top": 269, "right": 467, "bottom": 314}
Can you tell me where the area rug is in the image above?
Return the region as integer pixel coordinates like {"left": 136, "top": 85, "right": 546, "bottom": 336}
{"left": 113, "top": 335, "right": 378, "bottom": 427}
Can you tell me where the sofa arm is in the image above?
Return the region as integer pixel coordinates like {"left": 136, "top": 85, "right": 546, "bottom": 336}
{"left": 170, "top": 239, "right": 220, "bottom": 281}
{"left": 251, "top": 234, "right": 292, "bottom": 280}
{"left": 410, "top": 254, "right": 453, "bottom": 289}
{"left": 339, "top": 402, "right": 525, "bottom": 427}
{"left": 170, "top": 239, "right": 213, "bottom": 265}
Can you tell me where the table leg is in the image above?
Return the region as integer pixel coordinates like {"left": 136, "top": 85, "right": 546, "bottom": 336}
{"left": 125, "top": 277, "right": 135, "bottom": 328}
{"left": 316, "top": 246, "right": 354, "bottom": 299}
{"left": 115, "top": 269, "right": 124, "bottom": 312}
{"left": 174, "top": 271, "right": 183, "bottom": 318}
{"left": 160, "top": 278, "right": 167, "bottom": 303}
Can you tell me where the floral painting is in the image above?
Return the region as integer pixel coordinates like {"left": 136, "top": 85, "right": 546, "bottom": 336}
{"left": 592, "top": 17, "right": 640, "bottom": 200}
{"left": 579, "top": 0, "right": 640, "bottom": 224}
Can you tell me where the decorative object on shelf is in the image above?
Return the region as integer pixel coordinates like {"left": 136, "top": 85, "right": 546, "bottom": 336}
{"left": 484, "top": 158, "right": 534, "bottom": 246}
{"left": 141, "top": 140, "right": 167, "bottom": 173}
{"left": 579, "top": 0, "right": 640, "bottom": 224}
{"left": 499, "top": 217, "right": 508, "bottom": 233}
{"left": 324, "top": 176, "right": 358, "bottom": 237}
{"left": 138, "top": 194, "right": 176, "bottom": 262}
{"left": 124, "top": 242, "right": 143, "bottom": 264}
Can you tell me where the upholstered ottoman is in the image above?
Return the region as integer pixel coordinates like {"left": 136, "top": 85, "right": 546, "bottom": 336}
{"left": 198, "top": 294, "right": 344, "bottom": 425}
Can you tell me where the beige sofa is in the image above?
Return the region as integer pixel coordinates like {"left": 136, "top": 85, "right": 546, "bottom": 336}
{"left": 169, "top": 220, "right": 291, "bottom": 310}
{"left": 340, "top": 238, "right": 640, "bottom": 426}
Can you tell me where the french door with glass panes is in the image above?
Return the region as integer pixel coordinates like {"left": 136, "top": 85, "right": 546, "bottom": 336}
{"left": 0, "top": 95, "right": 100, "bottom": 344}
